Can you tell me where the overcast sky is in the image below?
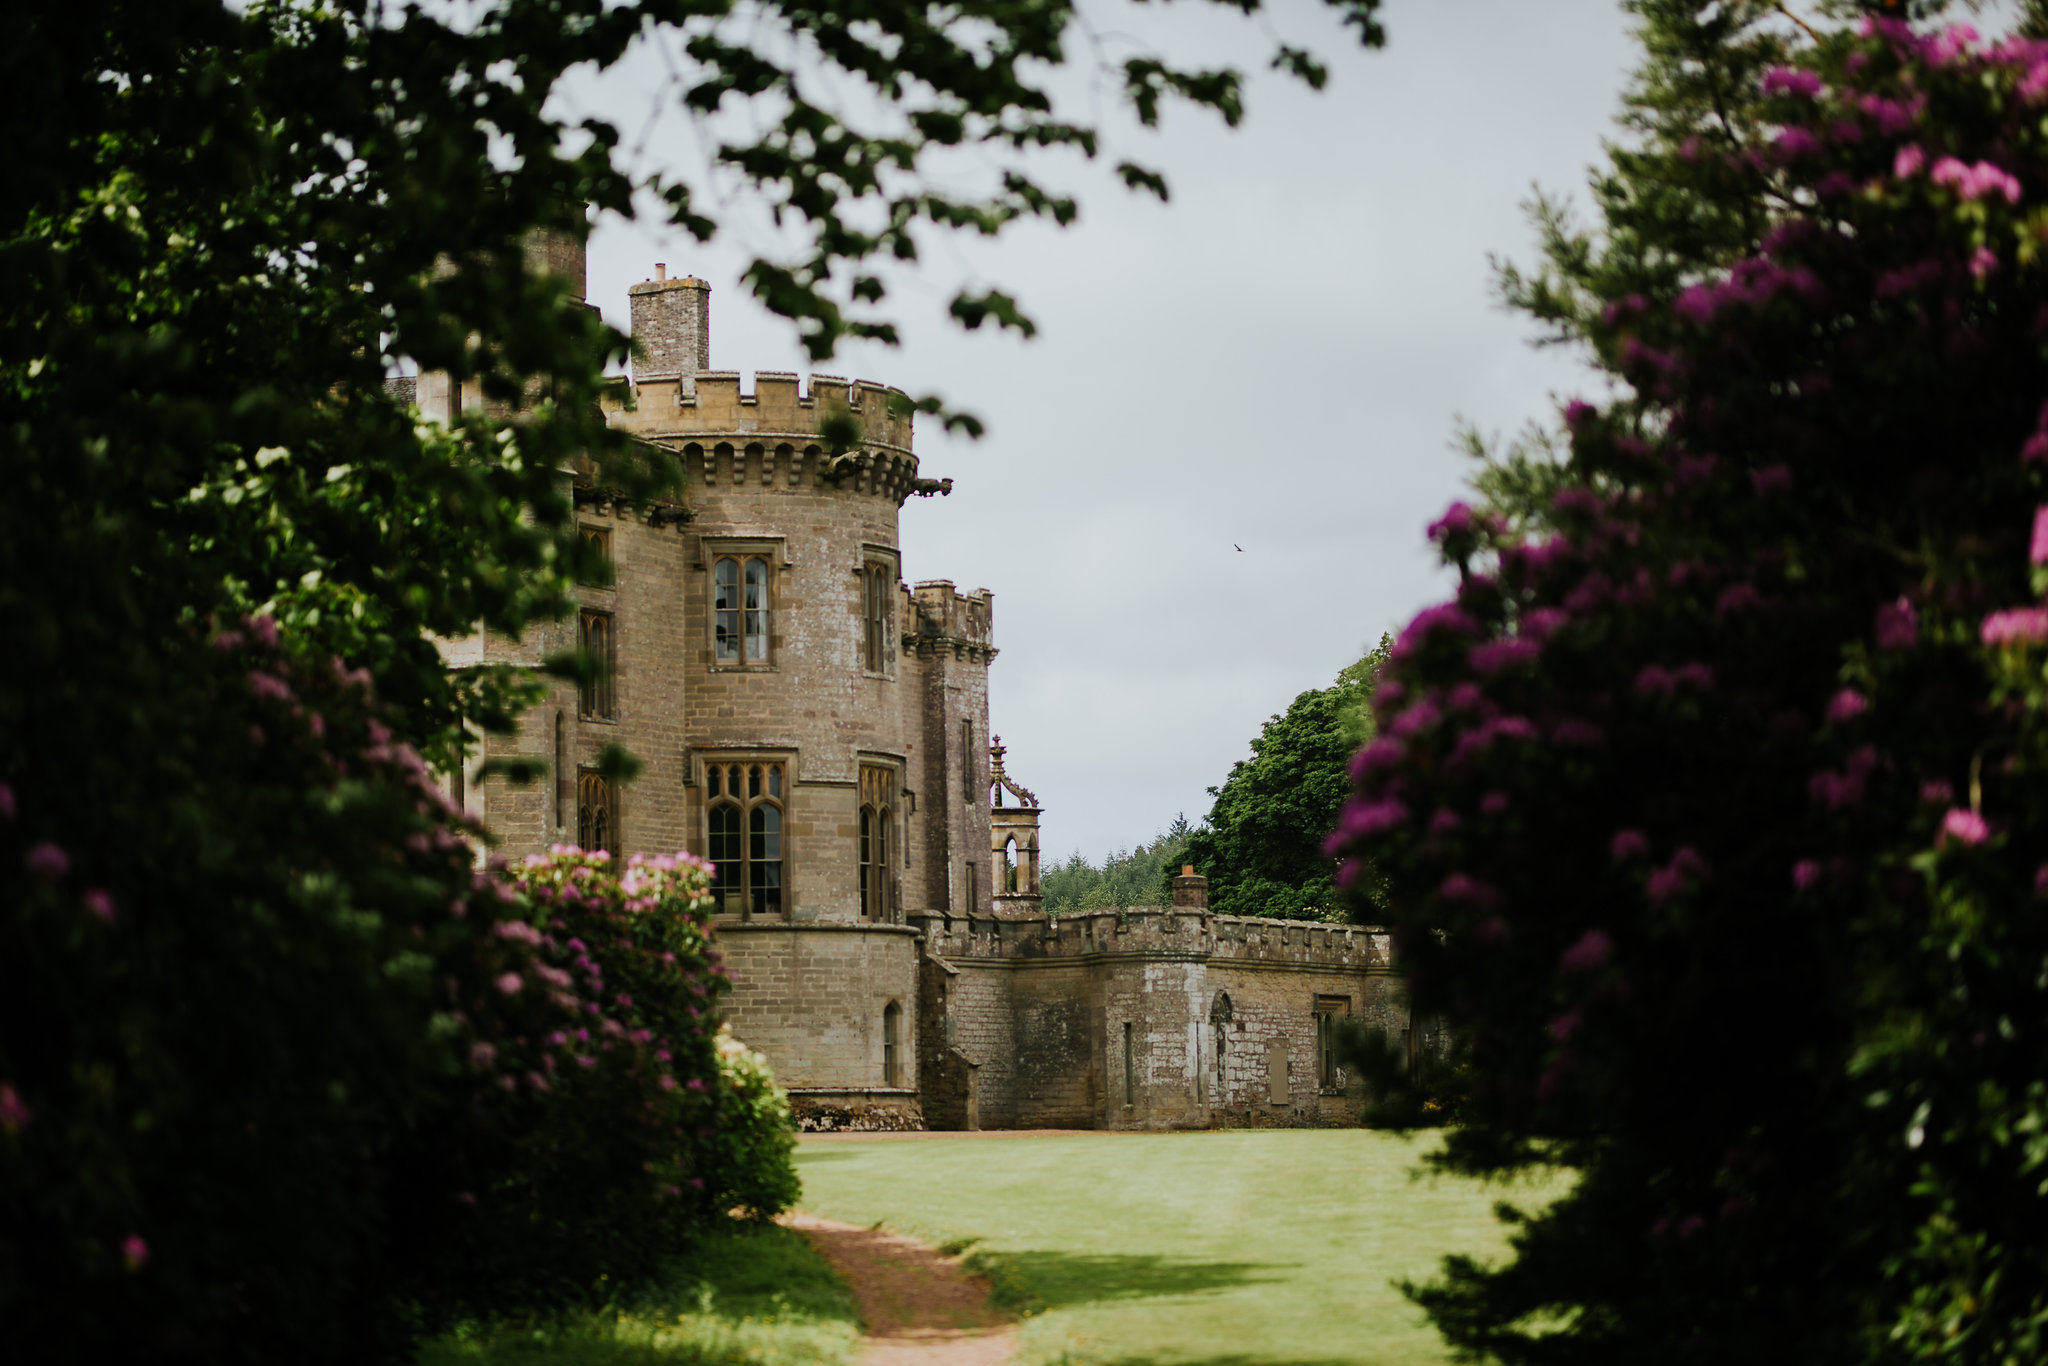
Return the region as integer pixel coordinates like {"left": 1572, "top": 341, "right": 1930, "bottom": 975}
{"left": 573, "top": 0, "right": 1640, "bottom": 863}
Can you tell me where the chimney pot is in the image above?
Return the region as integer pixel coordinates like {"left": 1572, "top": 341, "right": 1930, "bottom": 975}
{"left": 656, "top": 263, "right": 667, "bottom": 281}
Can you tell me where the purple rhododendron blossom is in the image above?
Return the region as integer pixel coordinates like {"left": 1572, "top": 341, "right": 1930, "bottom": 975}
{"left": 1610, "top": 829, "right": 1649, "bottom": 862}
{"left": 1982, "top": 606, "right": 2048, "bottom": 645}
{"left": 1941, "top": 808, "right": 1990, "bottom": 846}
{"left": 494, "top": 971, "right": 524, "bottom": 995}
{"left": 1762, "top": 65, "right": 1823, "bottom": 98}
{"left": 1480, "top": 791, "right": 1509, "bottom": 816}
{"left": 1826, "top": 689, "right": 1869, "bottom": 723}
{"left": 1522, "top": 607, "right": 1568, "bottom": 638}
{"left": 81, "top": 889, "right": 115, "bottom": 924}
{"left": 1341, "top": 799, "right": 1409, "bottom": 840}
{"left": 1564, "top": 399, "right": 1596, "bottom": 431}
{"left": 1775, "top": 126, "right": 1821, "bottom": 158}
{"left": 1559, "top": 929, "right": 1614, "bottom": 975}
{"left": 1793, "top": 859, "right": 1821, "bottom": 890}
{"left": 1921, "top": 779, "right": 1956, "bottom": 804}
{"left": 1428, "top": 809, "right": 1462, "bottom": 836}
{"left": 1470, "top": 636, "right": 1541, "bottom": 675}
{"left": 1427, "top": 502, "right": 1475, "bottom": 542}
{"left": 1349, "top": 737, "right": 1402, "bottom": 781}
{"left": 1972, "top": 246, "right": 2002, "bottom": 280}
{"left": 1390, "top": 697, "right": 1442, "bottom": 739}
{"left": 1895, "top": 144, "right": 1927, "bottom": 178}
{"left": 1647, "top": 848, "right": 1709, "bottom": 904}
{"left": 122, "top": 1235, "right": 150, "bottom": 1272}
{"left": 24, "top": 842, "right": 67, "bottom": 881}
{"left": 2031, "top": 506, "right": 2048, "bottom": 564}
{"left": 1716, "top": 584, "right": 1762, "bottom": 616}
{"left": 1876, "top": 597, "right": 1919, "bottom": 649}
{"left": 1548, "top": 1010, "right": 1585, "bottom": 1042}
{"left": 1439, "top": 873, "right": 1497, "bottom": 907}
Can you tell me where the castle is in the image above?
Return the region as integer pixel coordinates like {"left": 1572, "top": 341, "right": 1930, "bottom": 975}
{"left": 425, "top": 240, "right": 1410, "bottom": 1130}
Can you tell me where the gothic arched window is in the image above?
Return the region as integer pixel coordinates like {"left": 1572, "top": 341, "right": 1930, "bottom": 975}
{"left": 707, "top": 760, "right": 784, "bottom": 917}
{"left": 859, "top": 764, "right": 894, "bottom": 921}
{"left": 883, "top": 1000, "right": 902, "bottom": 1087}
{"left": 577, "top": 769, "right": 614, "bottom": 855}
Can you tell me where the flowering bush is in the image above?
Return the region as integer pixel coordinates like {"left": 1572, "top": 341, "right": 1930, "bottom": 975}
{"left": 394, "top": 846, "right": 799, "bottom": 1323}
{"left": 0, "top": 621, "right": 794, "bottom": 1363}
{"left": 1334, "top": 13, "right": 2048, "bottom": 1363}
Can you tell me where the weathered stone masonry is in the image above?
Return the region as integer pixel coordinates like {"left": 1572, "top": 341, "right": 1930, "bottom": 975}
{"left": 434, "top": 244, "right": 1402, "bottom": 1132}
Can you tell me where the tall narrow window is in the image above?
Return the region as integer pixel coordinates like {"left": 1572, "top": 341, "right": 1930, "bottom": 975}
{"left": 553, "top": 711, "right": 567, "bottom": 831}
{"left": 577, "top": 769, "right": 614, "bottom": 854}
{"left": 859, "top": 765, "right": 894, "bottom": 920}
{"left": 1315, "top": 996, "right": 1352, "bottom": 1089}
{"left": 962, "top": 860, "right": 978, "bottom": 915}
{"left": 1003, "top": 837, "right": 1019, "bottom": 893}
{"left": 862, "top": 563, "right": 893, "bottom": 674}
{"left": 713, "top": 555, "right": 773, "bottom": 665}
{"left": 707, "top": 760, "right": 785, "bottom": 917}
{"left": 961, "top": 720, "right": 975, "bottom": 802}
{"left": 883, "top": 1001, "right": 902, "bottom": 1087}
{"left": 577, "top": 525, "right": 612, "bottom": 586}
{"left": 579, "top": 610, "right": 615, "bottom": 718}
{"left": 1123, "top": 1022, "right": 1135, "bottom": 1107}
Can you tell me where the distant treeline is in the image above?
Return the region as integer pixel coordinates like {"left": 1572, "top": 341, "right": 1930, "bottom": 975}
{"left": 1040, "top": 818, "right": 1192, "bottom": 915}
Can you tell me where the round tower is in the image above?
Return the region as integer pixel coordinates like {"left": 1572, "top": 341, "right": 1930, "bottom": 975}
{"left": 597, "top": 267, "right": 996, "bottom": 1129}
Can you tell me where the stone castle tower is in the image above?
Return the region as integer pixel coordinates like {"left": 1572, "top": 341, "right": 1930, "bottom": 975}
{"left": 432, "top": 243, "right": 1407, "bottom": 1131}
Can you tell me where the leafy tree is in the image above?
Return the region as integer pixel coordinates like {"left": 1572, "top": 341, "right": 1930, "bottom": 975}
{"left": 1, "top": 0, "right": 1387, "bottom": 1358}
{"left": 1043, "top": 818, "right": 1194, "bottom": 914}
{"left": 1333, "top": 5, "right": 2048, "bottom": 1362}
{"left": 1179, "top": 638, "right": 1390, "bottom": 919}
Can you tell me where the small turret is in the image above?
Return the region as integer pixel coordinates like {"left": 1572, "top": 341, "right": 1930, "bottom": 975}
{"left": 989, "top": 737, "right": 1041, "bottom": 914}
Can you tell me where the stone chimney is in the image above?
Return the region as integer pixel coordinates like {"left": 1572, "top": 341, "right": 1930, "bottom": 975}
{"left": 628, "top": 265, "right": 711, "bottom": 391}
{"left": 1171, "top": 865, "right": 1209, "bottom": 911}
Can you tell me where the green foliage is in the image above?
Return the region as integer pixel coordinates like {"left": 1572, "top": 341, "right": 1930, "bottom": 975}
{"left": 1178, "top": 638, "right": 1391, "bottom": 920}
{"left": 705, "top": 1027, "right": 802, "bottom": 1223}
{"left": 1332, "top": 6, "right": 2048, "bottom": 1362}
{"left": 418, "top": 1221, "right": 859, "bottom": 1366}
{"left": 1041, "top": 819, "right": 1193, "bottom": 915}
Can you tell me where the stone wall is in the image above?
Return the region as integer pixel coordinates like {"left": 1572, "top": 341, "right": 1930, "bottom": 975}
{"left": 913, "top": 907, "right": 1400, "bottom": 1131}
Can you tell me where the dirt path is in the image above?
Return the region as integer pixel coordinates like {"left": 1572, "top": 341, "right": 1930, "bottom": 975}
{"left": 779, "top": 1211, "right": 1019, "bottom": 1366}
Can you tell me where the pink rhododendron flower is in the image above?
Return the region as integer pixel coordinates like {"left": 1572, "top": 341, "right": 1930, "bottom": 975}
{"left": 1921, "top": 780, "right": 1955, "bottom": 805}
{"left": 1428, "top": 809, "right": 1461, "bottom": 836}
{"left": 1610, "top": 829, "right": 1649, "bottom": 862}
{"left": 1548, "top": 1010, "right": 1585, "bottom": 1042}
{"left": 1793, "top": 860, "right": 1821, "bottom": 891}
{"left": 469, "top": 1042, "right": 498, "bottom": 1068}
{"left": 81, "top": 889, "right": 115, "bottom": 924}
{"left": 1560, "top": 929, "right": 1615, "bottom": 974}
{"left": 1470, "top": 637, "right": 1541, "bottom": 675}
{"left": 247, "top": 614, "right": 279, "bottom": 647}
{"left": 2030, "top": 506, "right": 2048, "bottom": 564}
{"left": 1427, "top": 502, "right": 1475, "bottom": 542}
{"left": 1480, "top": 791, "right": 1509, "bottom": 816}
{"left": 1971, "top": 246, "right": 2001, "bottom": 281}
{"left": 1941, "top": 808, "right": 1990, "bottom": 847}
{"left": 24, "top": 842, "right": 67, "bottom": 881}
{"left": 1438, "top": 873, "right": 1498, "bottom": 908}
{"left": 1895, "top": 144, "right": 1927, "bottom": 178}
{"left": 1647, "top": 848, "right": 1709, "bottom": 904}
{"left": 0, "top": 1083, "right": 30, "bottom": 1133}
{"left": 122, "top": 1235, "right": 149, "bottom": 1272}
{"left": 1982, "top": 607, "right": 2048, "bottom": 645}
{"left": 494, "top": 972, "right": 524, "bottom": 995}
{"left": 1876, "top": 598, "right": 1919, "bottom": 649}
{"left": 1564, "top": 400, "right": 1596, "bottom": 431}
{"left": 1825, "top": 690, "right": 1869, "bottom": 724}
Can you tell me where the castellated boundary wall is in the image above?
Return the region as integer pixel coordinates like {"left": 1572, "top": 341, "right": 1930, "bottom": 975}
{"left": 911, "top": 907, "right": 1406, "bottom": 1131}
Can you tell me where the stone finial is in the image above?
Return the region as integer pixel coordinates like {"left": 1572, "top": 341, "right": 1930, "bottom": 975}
{"left": 628, "top": 269, "right": 711, "bottom": 390}
{"left": 1171, "top": 866, "right": 1209, "bottom": 911}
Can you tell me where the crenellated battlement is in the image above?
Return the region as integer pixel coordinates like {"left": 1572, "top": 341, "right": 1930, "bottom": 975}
{"left": 608, "top": 369, "right": 915, "bottom": 457}
{"left": 908, "top": 580, "right": 995, "bottom": 663}
{"left": 910, "top": 906, "right": 1394, "bottom": 971}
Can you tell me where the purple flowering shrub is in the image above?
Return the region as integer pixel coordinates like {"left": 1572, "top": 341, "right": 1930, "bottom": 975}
{"left": 0, "top": 619, "right": 790, "bottom": 1362}
{"left": 398, "top": 846, "right": 798, "bottom": 1320}
{"left": 1333, "top": 19, "right": 2048, "bottom": 1364}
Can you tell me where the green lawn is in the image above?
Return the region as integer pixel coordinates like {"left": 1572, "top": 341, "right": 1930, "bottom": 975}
{"left": 417, "top": 1221, "right": 860, "bottom": 1366}
{"left": 796, "top": 1130, "right": 1556, "bottom": 1366}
